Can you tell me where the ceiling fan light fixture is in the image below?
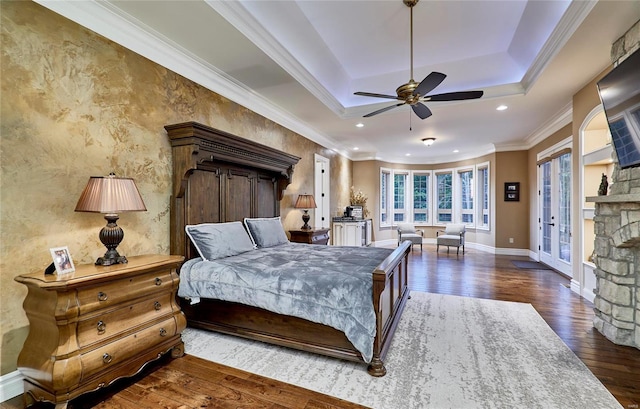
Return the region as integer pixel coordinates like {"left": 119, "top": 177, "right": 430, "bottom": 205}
{"left": 353, "top": 0, "right": 483, "bottom": 122}
{"left": 422, "top": 137, "right": 436, "bottom": 146}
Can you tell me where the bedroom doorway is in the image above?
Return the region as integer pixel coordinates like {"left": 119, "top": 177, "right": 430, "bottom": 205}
{"left": 314, "top": 154, "right": 331, "bottom": 229}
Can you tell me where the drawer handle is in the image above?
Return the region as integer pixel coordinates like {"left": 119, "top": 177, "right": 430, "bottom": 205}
{"left": 154, "top": 301, "right": 162, "bottom": 311}
{"left": 159, "top": 328, "right": 167, "bottom": 337}
{"left": 102, "top": 353, "right": 113, "bottom": 364}
{"left": 97, "top": 321, "right": 106, "bottom": 333}
{"left": 97, "top": 292, "right": 108, "bottom": 302}
{"left": 155, "top": 277, "right": 162, "bottom": 286}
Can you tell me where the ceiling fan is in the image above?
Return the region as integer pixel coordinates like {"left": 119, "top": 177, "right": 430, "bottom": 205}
{"left": 354, "top": 0, "right": 483, "bottom": 120}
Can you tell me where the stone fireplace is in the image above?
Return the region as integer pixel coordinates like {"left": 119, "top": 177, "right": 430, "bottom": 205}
{"left": 589, "top": 20, "right": 640, "bottom": 350}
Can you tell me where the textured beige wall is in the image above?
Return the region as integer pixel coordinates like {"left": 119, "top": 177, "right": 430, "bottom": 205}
{"left": 0, "top": 1, "right": 351, "bottom": 374}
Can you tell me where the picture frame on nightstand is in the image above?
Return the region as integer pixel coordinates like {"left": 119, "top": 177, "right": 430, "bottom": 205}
{"left": 49, "top": 246, "right": 75, "bottom": 274}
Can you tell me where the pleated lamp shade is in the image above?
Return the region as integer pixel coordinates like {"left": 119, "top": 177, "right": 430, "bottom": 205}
{"left": 75, "top": 175, "right": 146, "bottom": 214}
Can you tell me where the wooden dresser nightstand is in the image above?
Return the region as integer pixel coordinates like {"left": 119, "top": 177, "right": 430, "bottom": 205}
{"left": 15, "top": 254, "right": 186, "bottom": 408}
{"left": 289, "top": 228, "right": 330, "bottom": 245}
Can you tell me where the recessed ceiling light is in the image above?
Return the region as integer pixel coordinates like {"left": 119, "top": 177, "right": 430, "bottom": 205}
{"left": 453, "top": 149, "right": 460, "bottom": 153}
{"left": 406, "top": 153, "right": 411, "bottom": 156}
{"left": 422, "top": 137, "right": 436, "bottom": 146}
{"left": 356, "top": 123, "right": 364, "bottom": 128}
{"left": 496, "top": 105, "right": 508, "bottom": 111}
{"left": 353, "top": 147, "right": 359, "bottom": 151}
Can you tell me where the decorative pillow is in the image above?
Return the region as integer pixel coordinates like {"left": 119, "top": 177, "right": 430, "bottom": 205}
{"left": 244, "top": 217, "right": 289, "bottom": 248}
{"left": 185, "top": 222, "right": 255, "bottom": 261}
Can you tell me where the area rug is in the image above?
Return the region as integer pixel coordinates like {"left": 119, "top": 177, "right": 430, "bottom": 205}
{"left": 182, "top": 292, "right": 621, "bottom": 409}
{"left": 511, "top": 260, "right": 551, "bottom": 270}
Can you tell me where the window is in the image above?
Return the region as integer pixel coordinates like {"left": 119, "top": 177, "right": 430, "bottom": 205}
{"left": 477, "top": 164, "right": 490, "bottom": 229}
{"left": 394, "top": 172, "right": 408, "bottom": 222}
{"left": 379, "top": 165, "right": 490, "bottom": 229}
{"left": 413, "top": 173, "right": 429, "bottom": 223}
{"left": 380, "top": 170, "right": 390, "bottom": 225}
{"left": 458, "top": 169, "right": 474, "bottom": 224}
{"left": 436, "top": 172, "right": 453, "bottom": 223}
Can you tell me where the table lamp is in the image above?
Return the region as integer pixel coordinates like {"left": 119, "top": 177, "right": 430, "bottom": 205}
{"left": 294, "top": 194, "right": 317, "bottom": 230}
{"left": 75, "top": 173, "right": 147, "bottom": 265}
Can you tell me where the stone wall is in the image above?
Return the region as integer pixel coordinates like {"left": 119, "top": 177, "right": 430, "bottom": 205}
{"left": 592, "top": 19, "right": 640, "bottom": 349}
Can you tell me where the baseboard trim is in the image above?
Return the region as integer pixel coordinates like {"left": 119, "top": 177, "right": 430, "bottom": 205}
{"left": 371, "top": 239, "right": 530, "bottom": 256}
{"left": 0, "top": 370, "right": 23, "bottom": 403}
{"left": 494, "top": 247, "right": 531, "bottom": 257}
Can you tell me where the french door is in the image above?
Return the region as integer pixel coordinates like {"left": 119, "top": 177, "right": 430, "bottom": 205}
{"left": 538, "top": 147, "right": 572, "bottom": 276}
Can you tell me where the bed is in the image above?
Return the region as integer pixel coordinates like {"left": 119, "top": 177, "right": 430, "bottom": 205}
{"left": 166, "top": 121, "right": 411, "bottom": 376}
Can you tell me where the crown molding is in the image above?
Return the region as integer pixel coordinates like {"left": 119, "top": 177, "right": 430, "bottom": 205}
{"left": 521, "top": 1, "right": 597, "bottom": 92}
{"left": 206, "top": 1, "right": 347, "bottom": 117}
{"left": 33, "top": 0, "right": 352, "bottom": 161}
{"left": 492, "top": 102, "right": 572, "bottom": 152}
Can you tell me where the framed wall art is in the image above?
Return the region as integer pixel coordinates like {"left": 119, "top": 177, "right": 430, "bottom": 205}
{"left": 50, "top": 246, "right": 75, "bottom": 274}
{"left": 504, "top": 182, "right": 520, "bottom": 202}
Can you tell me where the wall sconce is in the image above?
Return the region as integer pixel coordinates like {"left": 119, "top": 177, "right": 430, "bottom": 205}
{"left": 75, "top": 173, "right": 147, "bottom": 266}
{"left": 294, "top": 194, "right": 317, "bottom": 230}
{"left": 422, "top": 138, "right": 436, "bottom": 146}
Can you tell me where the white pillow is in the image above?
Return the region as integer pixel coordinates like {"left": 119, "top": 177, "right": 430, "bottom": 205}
{"left": 243, "top": 217, "right": 289, "bottom": 248}
{"left": 185, "top": 222, "right": 255, "bottom": 261}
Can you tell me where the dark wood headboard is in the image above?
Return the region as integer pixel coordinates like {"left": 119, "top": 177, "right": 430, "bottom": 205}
{"left": 165, "top": 122, "right": 300, "bottom": 260}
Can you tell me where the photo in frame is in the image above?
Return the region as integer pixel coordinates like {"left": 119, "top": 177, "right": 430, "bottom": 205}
{"left": 50, "top": 246, "right": 75, "bottom": 274}
{"left": 348, "top": 205, "right": 364, "bottom": 219}
{"left": 504, "top": 182, "right": 520, "bottom": 202}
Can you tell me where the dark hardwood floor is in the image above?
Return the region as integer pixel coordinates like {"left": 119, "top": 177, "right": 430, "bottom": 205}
{"left": 4, "top": 246, "right": 640, "bottom": 408}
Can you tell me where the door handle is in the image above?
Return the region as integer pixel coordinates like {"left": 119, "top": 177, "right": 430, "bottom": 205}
{"left": 544, "top": 222, "right": 555, "bottom": 226}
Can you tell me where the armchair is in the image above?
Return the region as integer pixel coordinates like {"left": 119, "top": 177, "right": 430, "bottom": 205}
{"left": 397, "top": 223, "right": 423, "bottom": 251}
{"left": 436, "top": 224, "right": 466, "bottom": 255}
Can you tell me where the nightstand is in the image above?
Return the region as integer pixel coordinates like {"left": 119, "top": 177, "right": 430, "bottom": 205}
{"left": 289, "top": 228, "right": 330, "bottom": 245}
{"left": 15, "top": 254, "right": 186, "bottom": 408}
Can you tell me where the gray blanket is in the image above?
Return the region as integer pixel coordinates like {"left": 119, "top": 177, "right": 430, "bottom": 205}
{"left": 178, "top": 243, "right": 394, "bottom": 362}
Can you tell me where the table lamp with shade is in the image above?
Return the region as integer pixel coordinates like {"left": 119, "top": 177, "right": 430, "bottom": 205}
{"left": 75, "top": 173, "right": 147, "bottom": 266}
{"left": 294, "top": 194, "right": 317, "bottom": 230}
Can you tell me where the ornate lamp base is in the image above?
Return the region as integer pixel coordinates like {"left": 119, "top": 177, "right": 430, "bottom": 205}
{"left": 301, "top": 210, "right": 311, "bottom": 230}
{"left": 96, "top": 214, "right": 129, "bottom": 266}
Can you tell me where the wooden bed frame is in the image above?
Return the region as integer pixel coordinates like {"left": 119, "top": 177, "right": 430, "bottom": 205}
{"left": 166, "top": 121, "right": 411, "bottom": 376}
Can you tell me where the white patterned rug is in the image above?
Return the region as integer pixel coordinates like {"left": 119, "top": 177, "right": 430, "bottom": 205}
{"left": 182, "top": 292, "right": 622, "bottom": 409}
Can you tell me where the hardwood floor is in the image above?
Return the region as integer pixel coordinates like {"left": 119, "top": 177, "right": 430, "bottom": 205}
{"left": 4, "top": 246, "right": 640, "bottom": 408}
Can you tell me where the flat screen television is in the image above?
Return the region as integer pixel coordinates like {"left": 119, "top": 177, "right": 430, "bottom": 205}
{"left": 596, "top": 48, "right": 640, "bottom": 169}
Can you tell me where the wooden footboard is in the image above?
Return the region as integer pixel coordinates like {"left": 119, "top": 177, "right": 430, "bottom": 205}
{"left": 180, "top": 241, "right": 411, "bottom": 376}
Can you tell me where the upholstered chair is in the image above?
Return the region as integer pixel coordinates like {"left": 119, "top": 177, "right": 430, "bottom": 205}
{"left": 436, "top": 224, "right": 466, "bottom": 254}
{"left": 397, "top": 223, "right": 423, "bottom": 251}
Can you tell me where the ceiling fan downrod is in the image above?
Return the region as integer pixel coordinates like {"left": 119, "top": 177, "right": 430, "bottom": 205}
{"left": 404, "top": 0, "right": 419, "bottom": 83}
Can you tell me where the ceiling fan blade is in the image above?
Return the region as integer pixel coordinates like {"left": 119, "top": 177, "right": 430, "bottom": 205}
{"left": 413, "top": 72, "right": 447, "bottom": 97}
{"left": 363, "top": 102, "right": 406, "bottom": 118}
{"left": 355, "top": 91, "right": 402, "bottom": 100}
{"left": 411, "top": 102, "right": 432, "bottom": 120}
{"left": 424, "top": 90, "right": 484, "bottom": 102}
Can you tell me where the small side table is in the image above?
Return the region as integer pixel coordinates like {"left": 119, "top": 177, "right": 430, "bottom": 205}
{"left": 289, "top": 228, "right": 330, "bottom": 245}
